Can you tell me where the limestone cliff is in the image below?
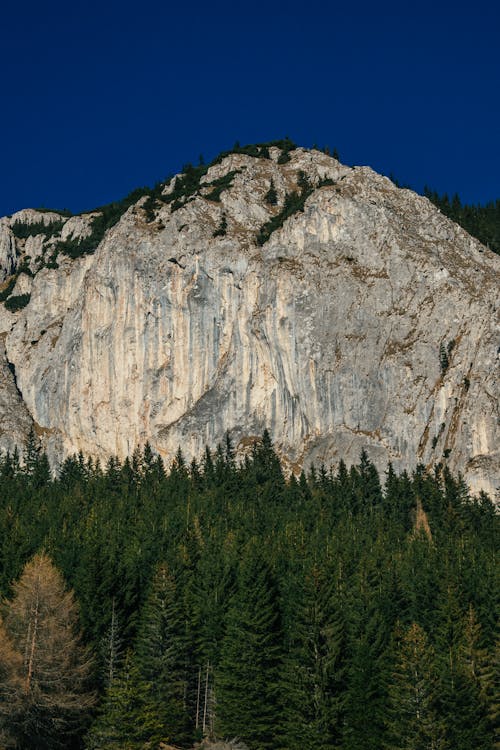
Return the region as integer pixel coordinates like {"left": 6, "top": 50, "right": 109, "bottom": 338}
{"left": 0, "top": 146, "right": 498, "bottom": 497}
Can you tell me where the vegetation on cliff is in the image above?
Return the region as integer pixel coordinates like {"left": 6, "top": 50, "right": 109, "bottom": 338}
{"left": 11, "top": 219, "right": 65, "bottom": 239}
{"left": 4, "top": 143, "right": 499, "bottom": 285}
{"left": 424, "top": 188, "right": 500, "bottom": 255}
{"left": 0, "top": 431, "right": 497, "bottom": 749}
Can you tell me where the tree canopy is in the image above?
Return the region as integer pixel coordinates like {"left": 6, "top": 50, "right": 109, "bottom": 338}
{"left": 0, "top": 434, "right": 497, "bottom": 749}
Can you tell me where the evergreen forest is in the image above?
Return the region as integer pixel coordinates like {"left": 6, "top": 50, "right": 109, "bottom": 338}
{"left": 0, "top": 431, "right": 498, "bottom": 750}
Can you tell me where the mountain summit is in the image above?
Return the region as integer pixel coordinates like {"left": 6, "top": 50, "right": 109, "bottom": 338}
{"left": 0, "top": 144, "right": 498, "bottom": 495}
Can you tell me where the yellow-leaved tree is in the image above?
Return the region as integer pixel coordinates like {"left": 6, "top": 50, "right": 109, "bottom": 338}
{"left": 0, "top": 552, "right": 95, "bottom": 749}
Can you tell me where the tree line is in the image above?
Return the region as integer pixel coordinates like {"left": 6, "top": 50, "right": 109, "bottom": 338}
{"left": 424, "top": 188, "right": 500, "bottom": 255}
{"left": 0, "top": 430, "right": 498, "bottom": 749}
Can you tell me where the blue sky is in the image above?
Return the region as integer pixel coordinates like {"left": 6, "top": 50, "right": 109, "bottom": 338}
{"left": 1, "top": 0, "right": 498, "bottom": 215}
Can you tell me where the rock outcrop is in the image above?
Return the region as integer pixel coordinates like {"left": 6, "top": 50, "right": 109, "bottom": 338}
{"left": 0, "top": 146, "right": 498, "bottom": 497}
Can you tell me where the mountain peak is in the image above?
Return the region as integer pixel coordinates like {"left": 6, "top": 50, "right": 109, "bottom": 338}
{"left": 0, "top": 145, "right": 498, "bottom": 496}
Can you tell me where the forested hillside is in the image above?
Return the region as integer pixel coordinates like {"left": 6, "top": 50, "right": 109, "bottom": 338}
{"left": 0, "top": 431, "right": 498, "bottom": 749}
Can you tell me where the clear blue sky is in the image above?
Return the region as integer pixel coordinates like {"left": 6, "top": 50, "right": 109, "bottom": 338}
{"left": 1, "top": 0, "right": 498, "bottom": 215}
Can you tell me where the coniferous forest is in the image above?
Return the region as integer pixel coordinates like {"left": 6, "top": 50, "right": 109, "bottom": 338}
{"left": 423, "top": 188, "right": 500, "bottom": 255}
{"left": 0, "top": 431, "right": 498, "bottom": 750}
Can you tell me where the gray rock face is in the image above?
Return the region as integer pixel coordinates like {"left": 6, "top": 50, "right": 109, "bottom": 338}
{"left": 0, "top": 335, "right": 32, "bottom": 455}
{"left": 0, "top": 148, "right": 498, "bottom": 497}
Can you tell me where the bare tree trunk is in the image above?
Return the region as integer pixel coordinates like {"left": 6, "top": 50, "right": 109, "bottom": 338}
{"left": 195, "top": 665, "right": 201, "bottom": 729}
{"left": 202, "top": 660, "right": 210, "bottom": 734}
{"left": 25, "top": 582, "right": 40, "bottom": 694}
{"left": 108, "top": 598, "right": 118, "bottom": 686}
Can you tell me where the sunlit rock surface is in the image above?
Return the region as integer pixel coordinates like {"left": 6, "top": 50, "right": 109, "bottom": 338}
{"left": 0, "top": 148, "right": 498, "bottom": 497}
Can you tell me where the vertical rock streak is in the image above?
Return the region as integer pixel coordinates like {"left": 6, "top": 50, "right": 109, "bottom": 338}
{"left": 0, "top": 149, "right": 497, "bottom": 495}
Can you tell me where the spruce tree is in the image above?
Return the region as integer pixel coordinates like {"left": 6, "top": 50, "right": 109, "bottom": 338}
{"left": 436, "top": 591, "right": 494, "bottom": 750}
{"left": 344, "top": 585, "right": 389, "bottom": 750}
{"left": 461, "top": 607, "right": 499, "bottom": 748}
{"left": 281, "top": 565, "right": 347, "bottom": 750}
{"left": 99, "top": 598, "right": 124, "bottom": 689}
{"left": 216, "top": 543, "right": 282, "bottom": 749}
{"left": 23, "top": 426, "right": 40, "bottom": 477}
{"left": 135, "top": 562, "right": 192, "bottom": 744}
{"left": 384, "top": 622, "right": 445, "bottom": 750}
{"left": 86, "top": 651, "right": 164, "bottom": 750}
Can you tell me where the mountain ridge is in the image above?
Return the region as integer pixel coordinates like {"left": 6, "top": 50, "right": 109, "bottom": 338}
{"left": 0, "top": 145, "right": 498, "bottom": 496}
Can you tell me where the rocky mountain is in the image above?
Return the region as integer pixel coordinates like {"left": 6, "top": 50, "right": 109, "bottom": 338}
{"left": 0, "top": 145, "right": 498, "bottom": 497}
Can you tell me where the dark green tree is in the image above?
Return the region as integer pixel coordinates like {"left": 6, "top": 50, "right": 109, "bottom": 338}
{"left": 281, "top": 565, "right": 347, "bottom": 750}
{"left": 86, "top": 652, "right": 164, "bottom": 750}
{"left": 216, "top": 543, "right": 282, "bottom": 749}
{"left": 264, "top": 180, "right": 278, "bottom": 206}
{"left": 384, "top": 622, "right": 445, "bottom": 750}
{"left": 435, "top": 590, "right": 494, "bottom": 750}
{"left": 135, "top": 562, "right": 192, "bottom": 744}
